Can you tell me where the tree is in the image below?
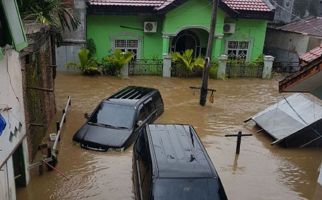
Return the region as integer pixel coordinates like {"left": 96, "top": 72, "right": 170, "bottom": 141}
{"left": 18, "top": 0, "right": 79, "bottom": 32}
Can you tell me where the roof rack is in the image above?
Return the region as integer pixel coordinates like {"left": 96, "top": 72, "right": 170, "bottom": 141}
{"left": 108, "top": 86, "right": 155, "bottom": 100}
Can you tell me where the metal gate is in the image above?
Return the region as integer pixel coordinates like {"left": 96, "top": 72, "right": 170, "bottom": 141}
{"left": 128, "top": 59, "right": 163, "bottom": 76}
{"left": 226, "top": 61, "right": 263, "bottom": 78}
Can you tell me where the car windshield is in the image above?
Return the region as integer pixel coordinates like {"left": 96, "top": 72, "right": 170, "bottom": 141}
{"left": 88, "top": 102, "right": 135, "bottom": 129}
{"left": 153, "top": 178, "right": 227, "bottom": 200}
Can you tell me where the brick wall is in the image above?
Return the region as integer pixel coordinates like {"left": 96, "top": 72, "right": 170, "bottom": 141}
{"left": 21, "top": 24, "right": 56, "bottom": 160}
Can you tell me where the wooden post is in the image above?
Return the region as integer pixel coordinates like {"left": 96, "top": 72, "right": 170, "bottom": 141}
{"left": 200, "top": 0, "right": 218, "bottom": 106}
{"left": 225, "top": 131, "right": 252, "bottom": 154}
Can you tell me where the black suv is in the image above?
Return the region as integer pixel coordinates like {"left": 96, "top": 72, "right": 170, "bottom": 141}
{"left": 73, "top": 86, "right": 164, "bottom": 151}
{"left": 133, "top": 124, "right": 228, "bottom": 200}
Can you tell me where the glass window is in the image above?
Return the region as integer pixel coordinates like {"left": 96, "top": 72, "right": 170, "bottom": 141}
{"left": 154, "top": 178, "right": 227, "bottom": 200}
{"left": 227, "top": 41, "right": 249, "bottom": 60}
{"left": 89, "top": 102, "right": 135, "bottom": 129}
{"left": 114, "top": 39, "right": 139, "bottom": 59}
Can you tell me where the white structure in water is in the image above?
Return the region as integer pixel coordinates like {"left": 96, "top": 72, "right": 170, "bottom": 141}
{"left": 319, "top": 163, "right": 322, "bottom": 185}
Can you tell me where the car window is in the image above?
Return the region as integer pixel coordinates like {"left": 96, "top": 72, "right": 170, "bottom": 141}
{"left": 154, "top": 92, "right": 163, "bottom": 108}
{"left": 89, "top": 102, "right": 135, "bottom": 129}
{"left": 138, "top": 105, "right": 148, "bottom": 122}
{"left": 154, "top": 178, "right": 227, "bottom": 200}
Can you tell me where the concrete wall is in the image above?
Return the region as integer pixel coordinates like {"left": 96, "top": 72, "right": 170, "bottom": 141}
{"left": 269, "top": 0, "right": 319, "bottom": 23}
{"left": 57, "top": 0, "right": 87, "bottom": 71}
{"left": 265, "top": 28, "right": 311, "bottom": 63}
{"left": 0, "top": 49, "right": 29, "bottom": 200}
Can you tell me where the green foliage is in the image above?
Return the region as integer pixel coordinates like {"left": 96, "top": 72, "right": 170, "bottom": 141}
{"left": 86, "top": 38, "right": 96, "bottom": 58}
{"left": 66, "top": 48, "right": 100, "bottom": 75}
{"left": 171, "top": 49, "right": 205, "bottom": 77}
{"left": 209, "top": 62, "right": 218, "bottom": 79}
{"left": 102, "top": 49, "right": 134, "bottom": 75}
{"left": 18, "top": 0, "right": 80, "bottom": 32}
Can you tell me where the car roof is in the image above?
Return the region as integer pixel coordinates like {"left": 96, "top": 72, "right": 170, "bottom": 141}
{"left": 146, "top": 124, "right": 217, "bottom": 178}
{"left": 106, "top": 86, "right": 158, "bottom": 106}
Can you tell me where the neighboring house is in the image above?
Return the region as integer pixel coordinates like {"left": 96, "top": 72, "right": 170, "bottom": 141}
{"left": 0, "top": 1, "right": 29, "bottom": 200}
{"left": 268, "top": 0, "right": 319, "bottom": 24}
{"left": 1, "top": 1, "right": 57, "bottom": 200}
{"left": 56, "top": 0, "right": 86, "bottom": 71}
{"left": 265, "top": 16, "right": 322, "bottom": 70}
{"left": 279, "top": 44, "right": 322, "bottom": 197}
{"left": 86, "top": 0, "right": 275, "bottom": 65}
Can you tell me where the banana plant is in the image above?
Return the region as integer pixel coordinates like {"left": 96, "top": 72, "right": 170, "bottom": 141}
{"left": 171, "top": 49, "right": 205, "bottom": 77}
{"left": 102, "top": 49, "right": 134, "bottom": 75}
{"left": 66, "top": 48, "right": 100, "bottom": 75}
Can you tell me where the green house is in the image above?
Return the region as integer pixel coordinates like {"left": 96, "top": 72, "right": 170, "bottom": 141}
{"left": 87, "top": 0, "right": 274, "bottom": 62}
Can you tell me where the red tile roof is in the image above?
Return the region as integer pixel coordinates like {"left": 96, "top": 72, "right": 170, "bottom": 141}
{"left": 300, "top": 45, "right": 322, "bottom": 63}
{"left": 221, "top": 0, "right": 272, "bottom": 11}
{"left": 88, "top": 0, "right": 173, "bottom": 7}
{"left": 88, "top": 0, "right": 273, "bottom": 12}
{"left": 278, "top": 17, "right": 322, "bottom": 37}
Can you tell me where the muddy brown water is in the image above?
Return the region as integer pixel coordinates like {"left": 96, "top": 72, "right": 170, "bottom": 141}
{"left": 17, "top": 73, "right": 322, "bottom": 200}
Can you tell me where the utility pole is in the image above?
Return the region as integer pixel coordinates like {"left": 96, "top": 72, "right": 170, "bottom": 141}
{"left": 200, "top": 0, "right": 218, "bottom": 106}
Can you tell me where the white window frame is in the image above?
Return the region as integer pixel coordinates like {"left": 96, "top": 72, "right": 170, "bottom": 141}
{"left": 225, "top": 40, "right": 251, "bottom": 61}
{"left": 112, "top": 39, "right": 141, "bottom": 59}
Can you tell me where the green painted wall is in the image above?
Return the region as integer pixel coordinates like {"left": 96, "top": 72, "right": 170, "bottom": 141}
{"left": 87, "top": 15, "right": 163, "bottom": 59}
{"left": 163, "top": 0, "right": 225, "bottom": 35}
{"left": 222, "top": 19, "right": 268, "bottom": 61}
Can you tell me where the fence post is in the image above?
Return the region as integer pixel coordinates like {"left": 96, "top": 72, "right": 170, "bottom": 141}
{"left": 163, "top": 54, "right": 172, "bottom": 77}
{"left": 262, "top": 55, "right": 275, "bottom": 79}
{"left": 217, "top": 54, "right": 228, "bottom": 79}
{"left": 121, "top": 63, "right": 129, "bottom": 77}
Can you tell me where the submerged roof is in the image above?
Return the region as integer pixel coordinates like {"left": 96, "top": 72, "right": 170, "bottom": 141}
{"left": 147, "top": 124, "right": 216, "bottom": 178}
{"left": 88, "top": 0, "right": 274, "bottom": 12}
{"left": 300, "top": 45, "right": 322, "bottom": 63}
{"left": 276, "top": 16, "right": 322, "bottom": 37}
{"left": 251, "top": 94, "right": 322, "bottom": 147}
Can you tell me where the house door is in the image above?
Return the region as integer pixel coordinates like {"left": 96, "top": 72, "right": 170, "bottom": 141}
{"left": 172, "top": 30, "right": 200, "bottom": 57}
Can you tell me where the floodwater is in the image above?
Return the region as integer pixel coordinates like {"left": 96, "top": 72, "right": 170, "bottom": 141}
{"left": 17, "top": 73, "right": 322, "bottom": 200}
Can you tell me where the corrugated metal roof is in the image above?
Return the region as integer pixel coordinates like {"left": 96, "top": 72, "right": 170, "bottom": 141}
{"left": 278, "top": 16, "right": 322, "bottom": 37}
{"left": 88, "top": 0, "right": 273, "bottom": 12}
{"left": 251, "top": 94, "right": 322, "bottom": 147}
{"left": 300, "top": 45, "right": 322, "bottom": 63}
{"left": 222, "top": 0, "right": 272, "bottom": 11}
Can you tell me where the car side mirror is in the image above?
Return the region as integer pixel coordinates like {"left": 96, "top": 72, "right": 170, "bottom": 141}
{"left": 136, "top": 120, "right": 143, "bottom": 127}
{"left": 84, "top": 113, "right": 90, "bottom": 119}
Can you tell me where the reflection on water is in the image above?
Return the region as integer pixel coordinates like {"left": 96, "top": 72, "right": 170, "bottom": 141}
{"left": 17, "top": 73, "right": 322, "bottom": 200}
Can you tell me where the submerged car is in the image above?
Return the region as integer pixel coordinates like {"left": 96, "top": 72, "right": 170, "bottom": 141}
{"left": 73, "top": 86, "right": 164, "bottom": 151}
{"left": 133, "top": 124, "right": 228, "bottom": 200}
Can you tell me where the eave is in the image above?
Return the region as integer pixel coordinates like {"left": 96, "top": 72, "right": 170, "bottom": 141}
{"left": 279, "top": 56, "right": 322, "bottom": 99}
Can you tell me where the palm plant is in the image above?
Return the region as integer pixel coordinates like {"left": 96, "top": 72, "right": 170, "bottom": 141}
{"left": 102, "top": 49, "right": 134, "bottom": 75}
{"left": 171, "top": 49, "right": 205, "bottom": 77}
{"left": 18, "top": 0, "right": 79, "bottom": 32}
{"left": 67, "top": 48, "right": 100, "bottom": 75}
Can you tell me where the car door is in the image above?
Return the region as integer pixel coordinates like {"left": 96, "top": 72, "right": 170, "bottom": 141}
{"left": 133, "top": 129, "right": 152, "bottom": 200}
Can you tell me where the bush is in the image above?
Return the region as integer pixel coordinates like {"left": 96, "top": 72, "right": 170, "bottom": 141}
{"left": 171, "top": 49, "right": 205, "bottom": 78}
{"left": 102, "top": 49, "right": 134, "bottom": 76}
{"left": 66, "top": 48, "right": 100, "bottom": 75}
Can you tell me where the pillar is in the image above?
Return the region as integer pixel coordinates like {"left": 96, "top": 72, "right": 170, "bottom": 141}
{"left": 162, "top": 35, "right": 171, "bottom": 77}
{"left": 121, "top": 63, "right": 128, "bottom": 77}
{"left": 262, "top": 55, "right": 275, "bottom": 79}
{"left": 217, "top": 54, "right": 228, "bottom": 79}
